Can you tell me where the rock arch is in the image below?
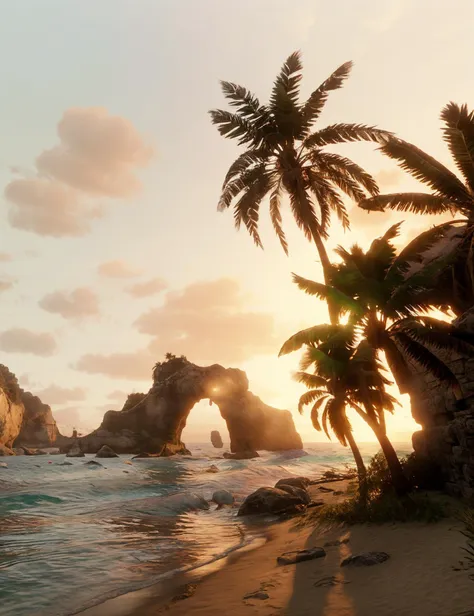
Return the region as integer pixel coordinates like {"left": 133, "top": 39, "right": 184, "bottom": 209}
{"left": 77, "top": 360, "right": 303, "bottom": 455}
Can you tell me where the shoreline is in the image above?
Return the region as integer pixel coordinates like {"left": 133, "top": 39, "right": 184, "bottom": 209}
{"left": 80, "top": 478, "right": 474, "bottom": 616}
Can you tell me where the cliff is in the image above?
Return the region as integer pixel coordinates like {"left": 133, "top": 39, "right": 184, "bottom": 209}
{"left": 15, "top": 390, "right": 63, "bottom": 449}
{"left": 74, "top": 358, "right": 303, "bottom": 455}
{"left": 0, "top": 365, "right": 24, "bottom": 452}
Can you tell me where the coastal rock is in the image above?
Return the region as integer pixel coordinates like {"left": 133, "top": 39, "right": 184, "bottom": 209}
{"left": 66, "top": 443, "right": 85, "bottom": 458}
{"left": 0, "top": 461, "right": 8, "bottom": 468}
{"left": 341, "top": 551, "right": 390, "bottom": 567}
{"left": 276, "top": 484, "right": 311, "bottom": 505}
{"left": 243, "top": 591, "right": 269, "bottom": 600}
{"left": 212, "top": 489, "right": 234, "bottom": 507}
{"left": 13, "top": 447, "right": 25, "bottom": 455}
{"left": 0, "top": 444, "right": 14, "bottom": 456}
{"left": 277, "top": 547, "right": 326, "bottom": 565}
{"left": 15, "top": 390, "right": 62, "bottom": 449}
{"left": 206, "top": 464, "right": 219, "bottom": 473}
{"left": 85, "top": 460, "right": 102, "bottom": 467}
{"left": 210, "top": 430, "right": 223, "bottom": 448}
{"left": 160, "top": 492, "right": 210, "bottom": 513}
{"left": 237, "top": 487, "right": 307, "bottom": 517}
{"left": 59, "top": 461, "right": 73, "bottom": 466}
{"left": 275, "top": 477, "right": 310, "bottom": 490}
{"left": 74, "top": 358, "right": 302, "bottom": 455}
{"left": 0, "top": 365, "right": 24, "bottom": 449}
{"left": 96, "top": 445, "right": 119, "bottom": 458}
{"left": 223, "top": 450, "right": 259, "bottom": 460}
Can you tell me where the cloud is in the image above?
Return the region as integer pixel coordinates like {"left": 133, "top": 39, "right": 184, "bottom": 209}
{"left": 347, "top": 204, "right": 392, "bottom": 230}
{"left": 4, "top": 107, "right": 152, "bottom": 237}
{"left": 36, "top": 107, "right": 153, "bottom": 197}
{"left": 35, "top": 385, "right": 86, "bottom": 405}
{"left": 375, "top": 168, "right": 403, "bottom": 189}
{"left": 137, "top": 278, "right": 277, "bottom": 364}
{"left": 107, "top": 389, "right": 129, "bottom": 402}
{"left": 5, "top": 178, "right": 100, "bottom": 237}
{"left": 126, "top": 278, "right": 167, "bottom": 298}
{"left": 39, "top": 287, "right": 100, "bottom": 320}
{"left": 74, "top": 350, "right": 154, "bottom": 380}
{"left": 0, "top": 328, "right": 56, "bottom": 356}
{"left": 0, "top": 253, "right": 12, "bottom": 262}
{"left": 98, "top": 260, "right": 141, "bottom": 278}
{"left": 0, "top": 279, "right": 15, "bottom": 293}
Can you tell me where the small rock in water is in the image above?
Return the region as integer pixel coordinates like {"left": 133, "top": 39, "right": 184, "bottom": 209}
{"left": 59, "top": 461, "right": 73, "bottom": 466}
{"left": 223, "top": 450, "right": 259, "bottom": 460}
{"left": 85, "top": 460, "right": 103, "bottom": 467}
{"left": 96, "top": 445, "right": 119, "bottom": 458}
{"left": 124, "top": 460, "right": 133, "bottom": 465}
{"left": 212, "top": 489, "right": 234, "bottom": 507}
{"left": 341, "top": 551, "right": 390, "bottom": 567}
{"left": 277, "top": 547, "right": 326, "bottom": 565}
{"left": 0, "top": 462, "right": 8, "bottom": 468}
{"left": 243, "top": 591, "right": 269, "bottom": 600}
{"left": 206, "top": 464, "right": 219, "bottom": 473}
{"left": 66, "top": 445, "right": 85, "bottom": 458}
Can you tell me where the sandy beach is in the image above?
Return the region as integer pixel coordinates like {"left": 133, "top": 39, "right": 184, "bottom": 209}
{"left": 79, "top": 481, "right": 474, "bottom": 616}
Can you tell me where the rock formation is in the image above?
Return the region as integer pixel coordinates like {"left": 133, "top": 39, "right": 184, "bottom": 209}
{"left": 411, "top": 307, "right": 474, "bottom": 499}
{"left": 0, "top": 366, "right": 24, "bottom": 454}
{"left": 15, "top": 391, "right": 62, "bottom": 449}
{"left": 74, "top": 358, "right": 303, "bottom": 455}
{"left": 210, "top": 430, "right": 223, "bottom": 448}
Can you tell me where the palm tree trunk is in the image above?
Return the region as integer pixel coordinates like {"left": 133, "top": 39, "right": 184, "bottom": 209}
{"left": 311, "top": 231, "right": 339, "bottom": 325}
{"left": 373, "top": 425, "right": 410, "bottom": 496}
{"left": 345, "top": 428, "right": 368, "bottom": 501}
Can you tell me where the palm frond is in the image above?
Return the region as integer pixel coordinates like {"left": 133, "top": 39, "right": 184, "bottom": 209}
{"left": 299, "top": 61, "right": 353, "bottom": 136}
{"left": 440, "top": 102, "right": 474, "bottom": 191}
{"left": 292, "top": 273, "right": 363, "bottom": 315}
{"left": 209, "top": 110, "right": 256, "bottom": 146}
{"left": 269, "top": 179, "right": 288, "bottom": 255}
{"left": 378, "top": 137, "right": 471, "bottom": 205}
{"left": 270, "top": 51, "right": 302, "bottom": 135}
{"left": 358, "top": 193, "right": 456, "bottom": 214}
{"left": 222, "top": 150, "right": 268, "bottom": 188}
{"left": 313, "top": 151, "right": 379, "bottom": 196}
{"left": 306, "top": 123, "right": 392, "bottom": 148}
{"left": 396, "top": 318, "right": 474, "bottom": 358}
{"left": 310, "top": 396, "right": 329, "bottom": 430}
{"left": 279, "top": 324, "right": 339, "bottom": 356}
{"left": 294, "top": 371, "right": 328, "bottom": 388}
{"left": 232, "top": 171, "right": 272, "bottom": 248}
{"left": 298, "top": 388, "right": 327, "bottom": 413}
{"left": 219, "top": 81, "right": 265, "bottom": 122}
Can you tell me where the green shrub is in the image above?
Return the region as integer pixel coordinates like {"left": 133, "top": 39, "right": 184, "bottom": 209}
{"left": 153, "top": 353, "right": 189, "bottom": 383}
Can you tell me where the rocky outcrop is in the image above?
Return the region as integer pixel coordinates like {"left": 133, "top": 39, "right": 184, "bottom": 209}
{"left": 74, "top": 358, "right": 303, "bottom": 456}
{"left": 210, "top": 430, "right": 223, "bottom": 448}
{"left": 96, "top": 445, "right": 119, "bottom": 458}
{"left": 0, "top": 366, "right": 24, "bottom": 450}
{"left": 411, "top": 307, "right": 474, "bottom": 499}
{"left": 238, "top": 486, "right": 308, "bottom": 516}
{"left": 15, "top": 391, "right": 63, "bottom": 449}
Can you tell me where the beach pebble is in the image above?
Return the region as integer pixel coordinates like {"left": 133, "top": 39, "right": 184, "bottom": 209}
{"left": 212, "top": 489, "right": 234, "bottom": 507}
{"left": 275, "top": 477, "right": 310, "bottom": 491}
{"left": 341, "top": 551, "right": 390, "bottom": 567}
{"left": 277, "top": 547, "right": 326, "bottom": 565}
{"left": 243, "top": 591, "right": 269, "bottom": 600}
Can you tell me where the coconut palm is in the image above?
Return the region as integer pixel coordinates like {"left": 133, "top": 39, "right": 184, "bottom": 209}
{"left": 210, "top": 51, "right": 390, "bottom": 322}
{"left": 292, "top": 223, "right": 474, "bottom": 397}
{"left": 358, "top": 103, "right": 474, "bottom": 315}
{"left": 280, "top": 324, "right": 408, "bottom": 495}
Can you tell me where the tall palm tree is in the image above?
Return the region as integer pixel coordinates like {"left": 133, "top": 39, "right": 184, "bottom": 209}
{"left": 358, "top": 103, "right": 474, "bottom": 315}
{"left": 210, "top": 51, "right": 390, "bottom": 322}
{"left": 280, "top": 324, "right": 407, "bottom": 495}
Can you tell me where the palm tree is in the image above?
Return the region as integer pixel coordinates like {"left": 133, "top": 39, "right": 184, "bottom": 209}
{"left": 210, "top": 51, "right": 390, "bottom": 322}
{"left": 358, "top": 103, "right": 474, "bottom": 315}
{"left": 280, "top": 324, "right": 406, "bottom": 495}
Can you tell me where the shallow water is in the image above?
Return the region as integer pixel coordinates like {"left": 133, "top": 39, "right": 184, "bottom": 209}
{"left": 0, "top": 442, "right": 411, "bottom": 616}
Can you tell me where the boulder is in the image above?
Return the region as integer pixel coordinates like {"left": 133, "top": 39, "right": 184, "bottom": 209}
{"left": 0, "top": 444, "right": 14, "bottom": 456}
{"left": 85, "top": 460, "right": 102, "bottom": 467}
{"left": 276, "top": 484, "right": 311, "bottom": 505}
{"left": 341, "top": 552, "right": 390, "bottom": 567}
{"left": 206, "top": 464, "right": 219, "bottom": 473}
{"left": 212, "top": 489, "right": 234, "bottom": 507}
{"left": 96, "top": 445, "right": 119, "bottom": 458}
{"left": 277, "top": 547, "right": 326, "bottom": 565}
{"left": 66, "top": 444, "right": 85, "bottom": 458}
{"left": 275, "top": 477, "right": 310, "bottom": 491}
{"left": 238, "top": 487, "right": 307, "bottom": 516}
{"left": 210, "top": 430, "right": 223, "bottom": 448}
{"left": 13, "top": 448, "right": 25, "bottom": 455}
{"left": 224, "top": 450, "right": 259, "bottom": 460}
{"left": 0, "top": 461, "right": 8, "bottom": 468}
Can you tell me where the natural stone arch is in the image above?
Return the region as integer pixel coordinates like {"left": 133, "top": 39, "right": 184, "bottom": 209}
{"left": 77, "top": 360, "right": 303, "bottom": 455}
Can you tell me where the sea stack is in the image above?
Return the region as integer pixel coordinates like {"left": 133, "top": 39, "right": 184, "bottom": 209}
{"left": 211, "top": 430, "right": 223, "bottom": 448}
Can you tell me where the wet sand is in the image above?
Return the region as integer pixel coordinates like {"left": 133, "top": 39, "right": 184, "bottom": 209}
{"left": 79, "top": 482, "right": 474, "bottom": 616}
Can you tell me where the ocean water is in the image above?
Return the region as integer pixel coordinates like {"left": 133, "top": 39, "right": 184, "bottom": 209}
{"left": 0, "top": 442, "right": 411, "bottom": 616}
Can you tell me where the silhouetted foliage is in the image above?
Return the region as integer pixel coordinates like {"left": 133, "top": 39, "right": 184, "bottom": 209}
{"left": 0, "top": 364, "right": 21, "bottom": 404}
{"left": 462, "top": 508, "right": 474, "bottom": 569}
{"left": 358, "top": 103, "right": 474, "bottom": 315}
{"left": 153, "top": 354, "right": 189, "bottom": 383}
{"left": 121, "top": 392, "right": 147, "bottom": 412}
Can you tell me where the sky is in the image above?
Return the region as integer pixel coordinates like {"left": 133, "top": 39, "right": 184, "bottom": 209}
{"left": 0, "top": 0, "right": 473, "bottom": 442}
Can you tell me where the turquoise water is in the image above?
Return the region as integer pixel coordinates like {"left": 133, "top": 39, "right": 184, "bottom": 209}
{"left": 0, "top": 442, "right": 411, "bottom": 616}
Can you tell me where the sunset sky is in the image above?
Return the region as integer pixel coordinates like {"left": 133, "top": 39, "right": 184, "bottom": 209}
{"left": 1, "top": 0, "right": 473, "bottom": 442}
